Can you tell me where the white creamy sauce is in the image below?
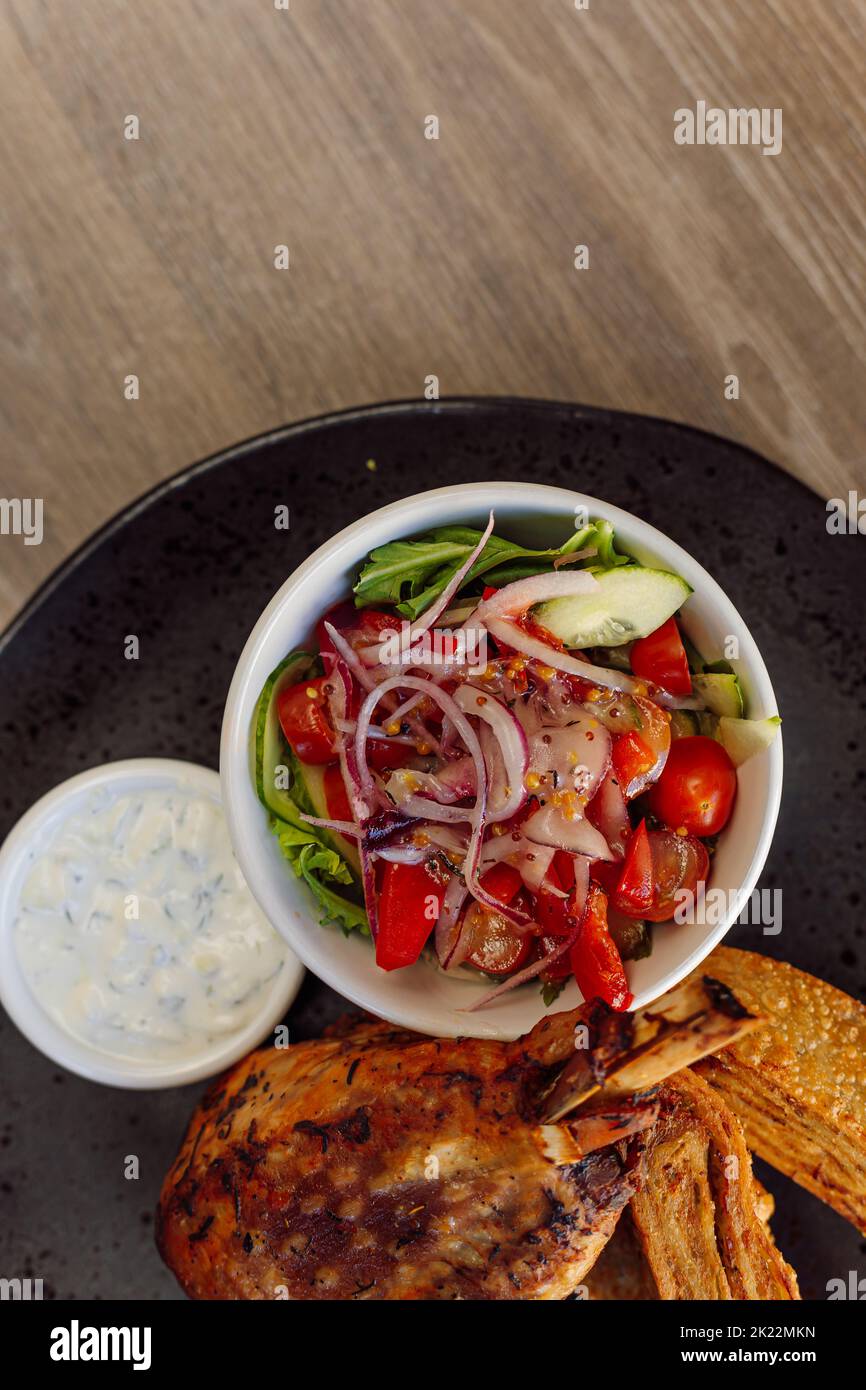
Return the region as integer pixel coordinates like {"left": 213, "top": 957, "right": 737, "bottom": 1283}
{"left": 14, "top": 785, "right": 287, "bottom": 1061}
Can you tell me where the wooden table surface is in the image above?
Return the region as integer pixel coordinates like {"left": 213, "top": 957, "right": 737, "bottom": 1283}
{"left": 2, "top": 0, "right": 864, "bottom": 629}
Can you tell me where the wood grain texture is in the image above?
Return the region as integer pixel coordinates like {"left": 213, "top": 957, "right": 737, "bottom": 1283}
{"left": 1, "top": 0, "right": 864, "bottom": 628}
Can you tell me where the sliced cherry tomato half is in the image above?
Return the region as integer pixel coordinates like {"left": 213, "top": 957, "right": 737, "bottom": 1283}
{"left": 464, "top": 902, "right": 532, "bottom": 975}
{"left": 570, "top": 884, "right": 633, "bottom": 1012}
{"left": 376, "top": 861, "right": 445, "bottom": 971}
{"left": 630, "top": 617, "right": 692, "bottom": 696}
{"left": 641, "top": 829, "right": 710, "bottom": 922}
{"left": 277, "top": 675, "right": 337, "bottom": 764}
{"left": 647, "top": 734, "right": 737, "bottom": 837}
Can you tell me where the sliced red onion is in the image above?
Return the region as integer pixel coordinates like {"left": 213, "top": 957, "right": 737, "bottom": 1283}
{"left": 586, "top": 770, "right": 631, "bottom": 860}
{"left": 483, "top": 616, "right": 642, "bottom": 695}
{"left": 387, "top": 764, "right": 472, "bottom": 809}
{"left": 335, "top": 717, "right": 417, "bottom": 747}
{"left": 523, "top": 803, "right": 615, "bottom": 861}
{"left": 476, "top": 570, "right": 597, "bottom": 622}
{"left": 453, "top": 684, "right": 529, "bottom": 823}
{"left": 362, "top": 808, "right": 414, "bottom": 851}
{"left": 351, "top": 674, "right": 520, "bottom": 917}
{"left": 410, "top": 511, "right": 494, "bottom": 639}
{"left": 324, "top": 620, "right": 442, "bottom": 755}
{"left": 464, "top": 857, "right": 591, "bottom": 1011}
{"left": 527, "top": 718, "right": 611, "bottom": 803}
{"left": 325, "top": 660, "right": 373, "bottom": 824}
{"left": 477, "top": 832, "right": 556, "bottom": 893}
{"left": 553, "top": 546, "right": 597, "bottom": 569}
{"left": 435, "top": 755, "right": 478, "bottom": 798}
{"left": 374, "top": 842, "right": 431, "bottom": 865}
{"left": 299, "top": 813, "right": 361, "bottom": 839}
{"left": 387, "top": 793, "right": 475, "bottom": 824}
{"left": 324, "top": 658, "right": 380, "bottom": 937}
{"left": 435, "top": 873, "right": 470, "bottom": 968}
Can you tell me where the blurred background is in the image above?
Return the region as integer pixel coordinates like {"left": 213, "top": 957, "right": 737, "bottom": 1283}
{"left": 2, "top": 0, "right": 864, "bottom": 630}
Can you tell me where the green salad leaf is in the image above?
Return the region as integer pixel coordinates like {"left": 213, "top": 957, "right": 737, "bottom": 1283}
{"left": 267, "top": 739, "right": 369, "bottom": 936}
{"left": 272, "top": 819, "right": 369, "bottom": 936}
{"left": 353, "top": 519, "right": 629, "bottom": 620}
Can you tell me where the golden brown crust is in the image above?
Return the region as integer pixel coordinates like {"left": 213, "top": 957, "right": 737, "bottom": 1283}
{"left": 694, "top": 946, "right": 866, "bottom": 1235}
{"left": 630, "top": 1071, "right": 799, "bottom": 1300}
{"left": 156, "top": 1026, "right": 640, "bottom": 1300}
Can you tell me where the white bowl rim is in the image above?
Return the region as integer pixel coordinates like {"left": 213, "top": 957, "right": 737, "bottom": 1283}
{"left": 221, "top": 481, "right": 782, "bottom": 1039}
{"left": 0, "top": 757, "right": 304, "bottom": 1089}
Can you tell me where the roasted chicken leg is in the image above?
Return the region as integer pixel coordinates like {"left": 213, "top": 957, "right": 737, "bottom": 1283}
{"left": 157, "top": 977, "right": 756, "bottom": 1300}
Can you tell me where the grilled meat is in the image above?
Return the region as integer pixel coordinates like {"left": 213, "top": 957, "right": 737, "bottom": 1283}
{"left": 157, "top": 976, "right": 757, "bottom": 1300}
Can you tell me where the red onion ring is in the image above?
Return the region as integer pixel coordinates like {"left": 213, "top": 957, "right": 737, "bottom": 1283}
{"left": 453, "top": 684, "right": 528, "bottom": 823}
{"left": 475, "top": 569, "right": 598, "bottom": 621}
{"left": 482, "top": 616, "right": 642, "bottom": 696}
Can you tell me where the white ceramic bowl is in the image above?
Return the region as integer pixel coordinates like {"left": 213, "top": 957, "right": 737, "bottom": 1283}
{"left": 0, "top": 759, "right": 304, "bottom": 1088}
{"left": 221, "top": 482, "right": 782, "bottom": 1040}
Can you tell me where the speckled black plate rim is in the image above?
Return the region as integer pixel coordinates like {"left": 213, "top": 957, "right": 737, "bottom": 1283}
{"left": 1, "top": 395, "right": 813, "bottom": 658}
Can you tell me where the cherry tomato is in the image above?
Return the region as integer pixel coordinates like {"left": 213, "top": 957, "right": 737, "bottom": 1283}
{"left": 315, "top": 600, "right": 358, "bottom": 658}
{"left": 323, "top": 763, "right": 353, "bottom": 822}
{"left": 630, "top": 617, "right": 692, "bottom": 696}
{"left": 376, "top": 861, "right": 445, "bottom": 971}
{"left": 464, "top": 904, "right": 532, "bottom": 974}
{"left": 277, "top": 676, "right": 336, "bottom": 764}
{"left": 641, "top": 829, "right": 710, "bottom": 922}
{"left": 570, "top": 884, "right": 633, "bottom": 1011}
{"left": 647, "top": 735, "right": 737, "bottom": 837}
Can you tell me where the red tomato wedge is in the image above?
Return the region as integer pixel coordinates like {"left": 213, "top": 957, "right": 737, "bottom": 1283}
{"left": 647, "top": 735, "right": 737, "bottom": 837}
{"left": 277, "top": 676, "right": 337, "bottom": 764}
{"left": 570, "top": 884, "right": 633, "bottom": 1012}
{"left": 323, "top": 763, "right": 353, "bottom": 823}
{"left": 478, "top": 862, "right": 523, "bottom": 905}
{"left": 615, "top": 819, "right": 653, "bottom": 914}
{"left": 376, "top": 861, "right": 445, "bottom": 971}
{"left": 630, "top": 617, "right": 692, "bottom": 696}
{"left": 534, "top": 858, "right": 574, "bottom": 938}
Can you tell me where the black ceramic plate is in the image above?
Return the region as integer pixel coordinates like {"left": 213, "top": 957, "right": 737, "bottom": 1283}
{"left": 1, "top": 399, "right": 864, "bottom": 1300}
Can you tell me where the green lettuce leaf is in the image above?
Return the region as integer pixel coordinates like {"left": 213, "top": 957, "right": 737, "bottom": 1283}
{"left": 269, "top": 775, "right": 369, "bottom": 937}
{"left": 353, "top": 519, "right": 629, "bottom": 621}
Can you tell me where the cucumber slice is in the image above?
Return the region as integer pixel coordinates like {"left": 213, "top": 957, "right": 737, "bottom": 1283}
{"left": 254, "top": 650, "right": 317, "bottom": 819}
{"left": 534, "top": 566, "right": 692, "bottom": 648}
{"left": 718, "top": 715, "right": 781, "bottom": 767}
{"left": 693, "top": 672, "right": 744, "bottom": 718}
{"left": 297, "top": 762, "right": 360, "bottom": 873}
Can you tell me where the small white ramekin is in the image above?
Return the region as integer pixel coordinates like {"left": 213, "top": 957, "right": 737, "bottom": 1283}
{"left": 0, "top": 758, "right": 304, "bottom": 1088}
{"left": 221, "top": 482, "right": 782, "bottom": 1040}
